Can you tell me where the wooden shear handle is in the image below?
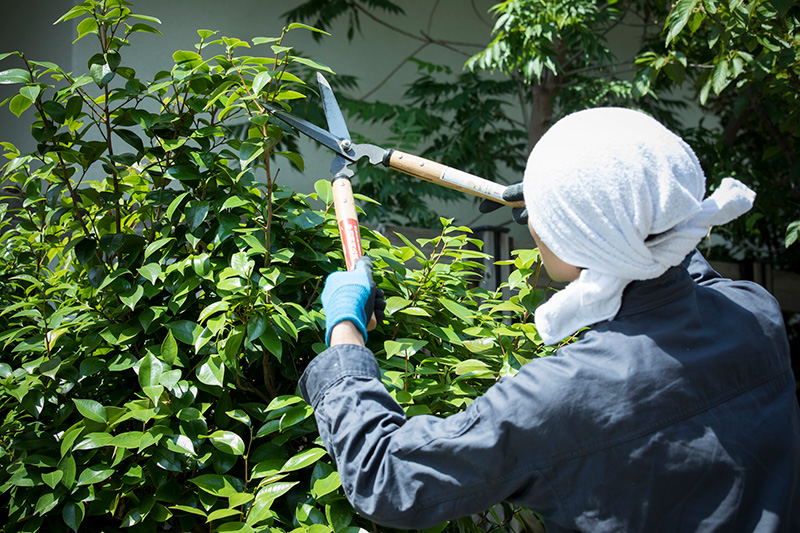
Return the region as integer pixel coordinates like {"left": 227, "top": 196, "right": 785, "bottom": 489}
{"left": 331, "top": 178, "right": 377, "bottom": 331}
{"left": 386, "top": 150, "right": 525, "bottom": 207}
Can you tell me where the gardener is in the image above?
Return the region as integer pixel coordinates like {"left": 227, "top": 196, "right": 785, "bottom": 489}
{"left": 299, "top": 107, "right": 800, "bottom": 532}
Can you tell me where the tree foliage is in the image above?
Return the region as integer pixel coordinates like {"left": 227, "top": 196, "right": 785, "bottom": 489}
{"left": 285, "top": 0, "right": 799, "bottom": 268}
{"left": 637, "top": 0, "right": 799, "bottom": 265}
{"left": 0, "top": 2, "right": 552, "bottom": 531}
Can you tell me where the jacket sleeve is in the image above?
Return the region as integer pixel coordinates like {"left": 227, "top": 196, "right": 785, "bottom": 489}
{"left": 298, "top": 344, "right": 561, "bottom": 529}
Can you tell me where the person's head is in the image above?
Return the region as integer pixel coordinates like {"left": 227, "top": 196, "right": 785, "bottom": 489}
{"left": 527, "top": 221, "right": 581, "bottom": 283}
{"left": 521, "top": 107, "right": 755, "bottom": 344}
{"left": 523, "top": 107, "right": 711, "bottom": 281}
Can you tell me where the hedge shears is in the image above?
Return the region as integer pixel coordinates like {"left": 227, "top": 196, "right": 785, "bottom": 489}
{"left": 272, "top": 73, "right": 524, "bottom": 272}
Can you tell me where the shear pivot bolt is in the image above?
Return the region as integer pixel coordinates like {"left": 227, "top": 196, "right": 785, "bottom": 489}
{"left": 340, "top": 139, "right": 352, "bottom": 151}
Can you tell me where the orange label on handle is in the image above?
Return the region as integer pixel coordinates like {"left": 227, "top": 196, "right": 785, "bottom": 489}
{"left": 338, "top": 218, "right": 362, "bottom": 270}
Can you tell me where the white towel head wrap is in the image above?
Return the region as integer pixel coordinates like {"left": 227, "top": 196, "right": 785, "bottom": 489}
{"left": 524, "top": 107, "right": 755, "bottom": 345}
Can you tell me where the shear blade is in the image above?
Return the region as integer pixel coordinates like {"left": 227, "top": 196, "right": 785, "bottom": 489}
{"left": 317, "top": 73, "right": 352, "bottom": 144}
{"left": 271, "top": 109, "right": 351, "bottom": 160}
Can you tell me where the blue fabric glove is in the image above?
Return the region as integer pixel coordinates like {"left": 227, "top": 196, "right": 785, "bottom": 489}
{"left": 321, "top": 256, "right": 375, "bottom": 346}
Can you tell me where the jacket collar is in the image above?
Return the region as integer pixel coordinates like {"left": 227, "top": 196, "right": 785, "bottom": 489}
{"left": 616, "top": 261, "right": 694, "bottom": 318}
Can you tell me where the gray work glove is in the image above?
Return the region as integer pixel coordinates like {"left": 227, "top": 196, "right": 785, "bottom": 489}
{"left": 479, "top": 182, "right": 528, "bottom": 225}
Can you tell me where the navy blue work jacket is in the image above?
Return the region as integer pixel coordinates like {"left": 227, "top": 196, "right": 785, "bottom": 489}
{"left": 300, "top": 251, "right": 800, "bottom": 531}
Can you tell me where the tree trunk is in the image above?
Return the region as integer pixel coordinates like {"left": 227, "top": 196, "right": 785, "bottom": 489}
{"left": 526, "top": 45, "right": 563, "bottom": 153}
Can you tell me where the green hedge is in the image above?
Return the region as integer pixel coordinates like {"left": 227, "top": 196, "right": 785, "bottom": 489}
{"left": 0, "top": 2, "right": 550, "bottom": 531}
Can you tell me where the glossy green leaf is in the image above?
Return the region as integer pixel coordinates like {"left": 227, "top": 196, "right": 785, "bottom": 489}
{"left": 59, "top": 455, "right": 77, "bottom": 489}
{"left": 42, "top": 469, "right": 64, "bottom": 489}
{"left": 231, "top": 252, "right": 254, "bottom": 275}
{"left": 161, "top": 331, "right": 178, "bottom": 366}
{"left": 138, "top": 263, "right": 161, "bottom": 284}
{"left": 60, "top": 426, "right": 83, "bottom": 457}
{"left": 223, "top": 325, "right": 245, "bottom": 363}
{"left": 75, "top": 17, "right": 99, "bottom": 42}
{"left": 19, "top": 85, "right": 40, "bottom": 102}
{"left": 280, "top": 447, "right": 327, "bottom": 472}
{"left": 278, "top": 404, "right": 313, "bottom": 431}
{"left": 73, "top": 432, "right": 113, "bottom": 451}
{"left": 440, "top": 298, "right": 474, "bottom": 324}
{"left": 185, "top": 200, "right": 209, "bottom": 231}
{"left": 120, "top": 284, "right": 144, "bottom": 310}
{"left": 206, "top": 508, "right": 241, "bottom": 522}
{"left": 110, "top": 431, "right": 144, "bottom": 449}
{"left": 208, "top": 430, "right": 246, "bottom": 455}
{"left": 325, "top": 499, "right": 353, "bottom": 531}
{"left": 710, "top": 58, "right": 730, "bottom": 94}
{"left": 313, "top": 179, "right": 333, "bottom": 204}
{"left": 88, "top": 53, "right": 115, "bottom": 87}
{"left": 166, "top": 434, "right": 196, "bottom": 456}
{"left": 9, "top": 94, "right": 32, "bottom": 117}
{"left": 144, "top": 237, "right": 174, "bottom": 259}
{"left": 786, "top": 220, "right": 799, "bottom": 248}
{"left": 453, "top": 358, "right": 492, "bottom": 376}
{"left": 229, "top": 492, "right": 254, "bottom": 508}
{"left": 197, "top": 355, "right": 225, "bottom": 387}
{"left": 246, "top": 481, "right": 298, "bottom": 525}
{"left": 239, "top": 140, "right": 264, "bottom": 167}
{"left": 166, "top": 192, "right": 189, "bottom": 220}
{"left": 61, "top": 501, "right": 84, "bottom": 532}
{"left": 266, "top": 395, "right": 302, "bottom": 412}
{"left": 252, "top": 70, "right": 271, "bottom": 94}
{"left": 190, "top": 474, "right": 243, "bottom": 497}
{"left": 138, "top": 353, "right": 164, "bottom": 389}
{"left": 227, "top": 409, "right": 251, "bottom": 426}
{"left": 167, "top": 320, "right": 203, "bottom": 345}
{"left": 286, "top": 22, "right": 331, "bottom": 35}
{"left": 194, "top": 326, "right": 214, "bottom": 354}
{"left": 0, "top": 68, "right": 30, "bottom": 84}
{"left": 290, "top": 56, "right": 334, "bottom": 73}
{"left": 312, "top": 469, "right": 341, "bottom": 499}
{"left": 170, "top": 504, "right": 207, "bottom": 517}
{"left": 254, "top": 419, "right": 280, "bottom": 439}
{"left": 72, "top": 399, "right": 107, "bottom": 424}
{"left": 160, "top": 369, "right": 181, "bottom": 390}
{"left": 77, "top": 465, "right": 114, "bottom": 485}
{"left": 260, "top": 324, "right": 282, "bottom": 361}
{"left": 384, "top": 338, "right": 428, "bottom": 359}
{"left": 74, "top": 237, "right": 97, "bottom": 264}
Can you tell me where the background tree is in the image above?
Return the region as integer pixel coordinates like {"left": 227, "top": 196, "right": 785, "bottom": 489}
{"left": 637, "top": 0, "right": 799, "bottom": 268}
{"left": 285, "top": 0, "right": 666, "bottom": 226}
{"left": 285, "top": 0, "right": 799, "bottom": 270}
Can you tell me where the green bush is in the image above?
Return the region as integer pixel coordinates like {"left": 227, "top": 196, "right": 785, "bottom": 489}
{"left": 0, "top": 2, "right": 549, "bottom": 531}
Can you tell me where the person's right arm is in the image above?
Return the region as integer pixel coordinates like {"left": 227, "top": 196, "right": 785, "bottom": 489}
{"left": 300, "top": 345, "right": 563, "bottom": 529}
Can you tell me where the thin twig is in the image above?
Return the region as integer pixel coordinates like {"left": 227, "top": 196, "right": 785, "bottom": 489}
{"left": 471, "top": 0, "right": 493, "bottom": 28}
{"left": 427, "top": 0, "right": 440, "bottom": 36}
{"left": 351, "top": 2, "right": 486, "bottom": 49}
{"left": 360, "top": 42, "right": 430, "bottom": 101}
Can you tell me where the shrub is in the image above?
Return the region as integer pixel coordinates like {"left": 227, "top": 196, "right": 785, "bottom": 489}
{"left": 0, "top": 2, "right": 548, "bottom": 531}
